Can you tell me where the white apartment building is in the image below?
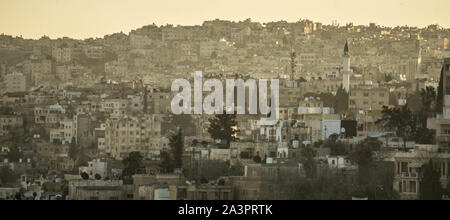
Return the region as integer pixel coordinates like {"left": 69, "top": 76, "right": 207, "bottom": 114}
{"left": 79, "top": 159, "right": 108, "bottom": 180}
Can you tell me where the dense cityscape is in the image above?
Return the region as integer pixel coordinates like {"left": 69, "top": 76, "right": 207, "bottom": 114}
{"left": 0, "top": 18, "right": 450, "bottom": 200}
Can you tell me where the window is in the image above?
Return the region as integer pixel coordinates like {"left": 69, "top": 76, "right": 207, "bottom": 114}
{"left": 410, "top": 181, "right": 416, "bottom": 193}
{"left": 401, "top": 162, "right": 408, "bottom": 173}
{"left": 223, "top": 192, "right": 229, "bottom": 200}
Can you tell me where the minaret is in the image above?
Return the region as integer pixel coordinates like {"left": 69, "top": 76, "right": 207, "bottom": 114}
{"left": 342, "top": 41, "right": 351, "bottom": 92}
{"left": 416, "top": 33, "right": 422, "bottom": 77}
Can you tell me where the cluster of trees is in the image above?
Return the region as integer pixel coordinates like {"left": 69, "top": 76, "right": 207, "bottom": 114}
{"left": 160, "top": 128, "right": 184, "bottom": 173}
{"left": 6, "top": 145, "right": 23, "bottom": 163}
{"left": 68, "top": 137, "right": 88, "bottom": 169}
{"left": 121, "top": 152, "right": 144, "bottom": 184}
{"left": 350, "top": 138, "right": 399, "bottom": 199}
{"left": 378, "top": 86, "right": 438, "bottom": 149}
{"left": 0, "top": 166, "right": 18, "bottom": 187}
{"left": 296, "top": 137, "right": 399, "bottom": 200}
{"left": 323, "top": 134, "right": 349, "bottom": 155}
{"left": 304, "top": 86, "right": 349, "bottom": 114}
{"left": 207, "top": 113, "right": 237, "bottom": 148}
{"left": 420, "top": 160, "right": 444, "bottom": 200}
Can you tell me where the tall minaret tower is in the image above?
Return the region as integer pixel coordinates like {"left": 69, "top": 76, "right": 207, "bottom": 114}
{"left": 342, "top": 41, "right": 351, "bottom": 92}
{"left": 416, "top": 33, "right": 422, "bottom": 77}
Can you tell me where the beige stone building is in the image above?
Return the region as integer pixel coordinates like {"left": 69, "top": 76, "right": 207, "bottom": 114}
{"left": 68, "top": 179, "right": 123, "bottom": 200}
{"left": 74, "top": 186, "right": 123, "bottom": 200}
{"left": 23, "top": 56, "right": 52, "bottom": 87}
{"left": 348, "top": 87, "right": 389, "bottom": 113}
{"left": 5, "top": 73, "right": 26, "bottom": 93}
{"left": 0, "top": 114, "right": 23, "bottom": 136}
{"left": 34, "top": 104, "right": 65, "bottom": 126}
{"left": 393, "top": 145, "right": 450, "bottom": 200}
{"left": 104, "top": 114, "right": 164, "bottom": 160}
{"left": 49, "top": 119, "right": 76, "bottom": 144}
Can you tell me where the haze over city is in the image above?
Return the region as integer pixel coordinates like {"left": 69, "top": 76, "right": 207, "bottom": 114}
{"left": 1, "top": 0, "right": 450, "bottom": 39}
{"left": 1, "top": 0, "right": 450, "bottom": 202}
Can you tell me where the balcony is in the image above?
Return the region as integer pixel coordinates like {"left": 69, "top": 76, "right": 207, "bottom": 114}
{"left": 400, "top": 172, "right": 422, "bottom": 179}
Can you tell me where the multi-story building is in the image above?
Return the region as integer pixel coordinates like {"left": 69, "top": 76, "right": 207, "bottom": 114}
{"left": 23, "top": 56, "right": 52, "bottom": 86}
{"left": 104, "top": 114, "right": 163, "bottom": 160}
{"left": 52, "top": 47, "right": 72, "bottom": 63}
{"left": 35, "top": 142, "right": 69, "bottom": 158}
{"left": 5, "top": 73, "right": 26, "bottom": 93}
{"left": 79, "top": 159, "right": 108, "bottom": 180}
{"left": 0, "top": 115, "right": 23, "bottom": 137}
{"left": 34, "top": 104, "right": 66, "bottom": 126}
{"left": 393, "top": 145, "right": 450, "bottom": 200}
{"left": 68, "top": 179, "right": 123, "bottom": 200}
{"left": 100, "top": 98, "right": 128, "bottom": 118}
{"left": 183, "top": 184, "right": 233, "bottom": 200}
{"left": 83, "top": 45, "right": 104, "bottom": 59}
{"left": 428, "top": 58, "right": 450, "bottom": 149}
{"left": 348, "top": 87, "right": 389, "bottom": 113}
{"left": 49, "top": 119, "right": 76, "bottom": 144}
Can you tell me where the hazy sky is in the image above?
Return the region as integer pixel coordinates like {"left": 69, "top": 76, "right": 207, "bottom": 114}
{"left": 1, "top": 0, "right": 449, "bottom": 39}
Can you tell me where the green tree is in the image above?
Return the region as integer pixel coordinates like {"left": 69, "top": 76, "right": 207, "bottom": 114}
{"left": 420, "top": 86, "right": 437, "bottom": 113}
{"left": 285, "top": 169, "right": 352, "bottom": 200}
{"left": 122, "top": 152, "right": 144, "bottom": 179}
{"left": 351, "top": 138, "right": 381, "bottom": 188}
{"left": 334, "top": 86, "right": 349, "bottom": 113}
{"left": 420, "top": 160, "right": 443, "bottom": 200}
{"left": 414, "top": 87, "right": 436, "bottom": 144}
{"left": 74, "top": 147, "right": 88, "bottom": 168}
{"left": 303, "top": 87, "right": 348, "bottom": 114}
{"left": 7, "top": 146, "right": 23, "bottom": 163}
{"left": 170, "top": 127, "right": 183, "bottom": 169}
{"left": 207, "top": 113, "right": 237, "bottom": 148}
{"left": 160, "top": 128, "right": 184, "bottom": 173}
{"left": 436, "top": 66, "right": 444, "bottom": 113}
{"left": 378, "top": 105, "right": 416, "bottom": 150}
{"left": 0, "top": 166, "right": 17, "bottom": 187}
{"left": 68, "top": 137, "right": 79, "bottom": 161}
{"left": 300, "top": 146, "right": 317, "bottom": 179}
{"left": 324, "top": 134, "right": 348, "bottom": 155}
{"left": 159, "top": 151, "right": 175, "bottom": 173}
{"left": 384, "top": 74, "right": 393, "bottom": 82}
